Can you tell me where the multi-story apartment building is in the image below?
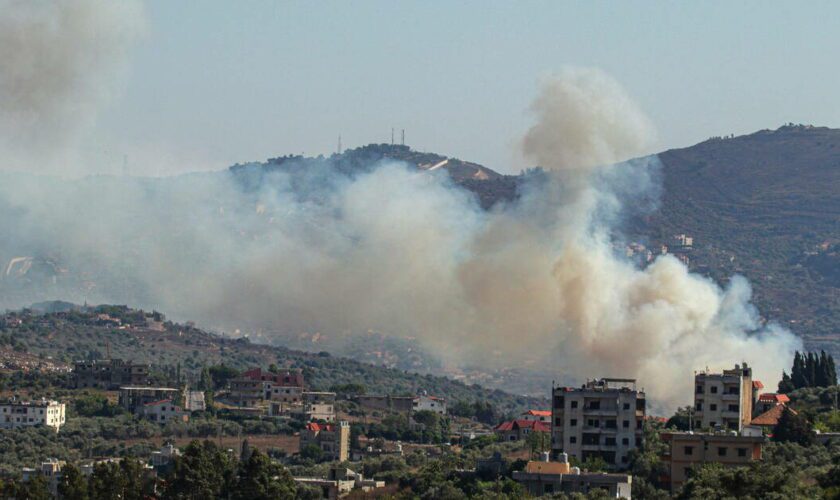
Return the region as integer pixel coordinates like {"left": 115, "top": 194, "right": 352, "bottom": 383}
{"left": 73, "top": 359, "right": 149, "bottom": 389}
{"left": 300, "top": 421, "right": 350, "bottom": 462}
{"left": 0, "top": 399, "right": 66, "bottom": 432}
{"left": 693, "top": 363, "right": 758, "bottom": 431}
{"left": 229, "top": 377, "right": 263, "bottom": 407}
{"left": 551, "top": 378, "right": 645, "bottom": 469}
{"left": 660, "top": 431, "right": 765, "bottom": 492}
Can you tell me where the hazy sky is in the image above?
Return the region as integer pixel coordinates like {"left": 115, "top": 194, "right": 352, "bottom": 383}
{"left": 90, "top": 1, "right": 839, "bottom": 175}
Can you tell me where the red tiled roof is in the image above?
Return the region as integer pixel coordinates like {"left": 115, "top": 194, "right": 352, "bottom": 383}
{"left": 523, "top": 410, "right": 551, "bottom": 417}
{"left": 758, "top": 393, "right": 790, "bottom": 404}
{"left": 752, "top": 380, "right": 765, "bottom": 390}
{"left": 143, "top": 399, "right": 173, "bottom": 407}
{"left": 493, "top": 419, "right": 549, "bottom": 432}
{"left": 751, "top": 404, "right": 795, "bottom": 426}
{"left": 306, "top": 423, "right": 335, "bottom": 432}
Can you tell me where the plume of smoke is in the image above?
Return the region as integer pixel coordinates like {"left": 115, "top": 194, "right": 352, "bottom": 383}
{"left": 0, "top": 0, "right": 145, "bottom": 172}
{"left": 0, "top": 67, "right": 800, "bottom": 411}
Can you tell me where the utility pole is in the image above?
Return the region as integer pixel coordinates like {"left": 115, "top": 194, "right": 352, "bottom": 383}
{"left": 401, "top": 129, "right": 405, "bottom": 146}
{"left": 337, "top": 134, "right": 342, "bottom": 154}
{"left": 391, "top": 128, "right": 394, "bottom": 145}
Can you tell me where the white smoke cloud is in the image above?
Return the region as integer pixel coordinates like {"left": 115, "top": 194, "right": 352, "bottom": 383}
{"left": 0, "top": 0, "right": 145, "bottom": 173}
{"left": 0, "top": 66, "right": 800, "bottom": 411}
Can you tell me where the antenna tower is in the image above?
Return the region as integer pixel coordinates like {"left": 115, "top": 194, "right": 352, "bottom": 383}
{"left": 401, "top": 129, "right": 405, "bottom": 146}
{"left": 337, "top": 135, "right": 342, "bottom": 154}
{"left": 391, "top": 128, "right": 394, "bottom": 145}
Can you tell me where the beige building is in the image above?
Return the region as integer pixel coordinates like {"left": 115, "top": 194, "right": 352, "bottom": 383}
{"left": 73, "top": 359, "right": 149, "bottom": 389}
{"left": 513, "top": 453, "right": 632, "bottom": 498}
{"left": 660, "top": 431, "right": 764, "bottom": 492}
{"left": 551, "top": 378, "right": 645, "bottom": 469}
{"left": 0, "top": 399, "right": 66, "bottom": 432}
{"left": 300, "top": 421, "right": 350, "bottom": 462}
{"left": 22, "top": 459, "right": 66, "bottom": 496}
{"left": 693, "top": 363, "right": 758, "bottom": 431}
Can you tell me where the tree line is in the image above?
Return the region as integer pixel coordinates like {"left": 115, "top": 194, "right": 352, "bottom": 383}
{"left": 778, "top": 350, "right": 837, "bottom": 393}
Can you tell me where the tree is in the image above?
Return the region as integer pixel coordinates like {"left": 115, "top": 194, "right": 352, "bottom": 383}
{"left": 88, "top": 462, "right": 127, "bottom": 500}
{"left": 792, "top": 352, "right": 807, "bottom": 389}
{"left": 778, "top": 371, "right": 795, "bottom": 394}
{"left": 525, "top": 429, "right": 550, "bottom": 458}
{"left": 233, "top": 450, "right": 296, "bottom": 500}
{"left": 241, "top": 438, "right": 252, "bottom": 462}
{"left": 773, "top": 408, "right": 815, "bottom": 446}
{"left": 298, "top": 444, "right": 324, "bottom": 463}
{"left": 58, "top": 463, "right": 89, "bottom": 500}
{"left": 11, "top": 475, "right": 51, "bottom": 500}
{"left": 163, "top": 440, "right": 237, "bottom": 499}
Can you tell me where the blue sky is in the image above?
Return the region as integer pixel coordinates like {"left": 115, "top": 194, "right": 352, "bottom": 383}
{"left": 95, "top": 1, "right": 840, "bottom": 175}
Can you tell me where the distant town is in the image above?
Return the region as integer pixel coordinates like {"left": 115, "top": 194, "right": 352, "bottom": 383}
{"left": 0, "top": 307, "right": 836, "bottom": 498}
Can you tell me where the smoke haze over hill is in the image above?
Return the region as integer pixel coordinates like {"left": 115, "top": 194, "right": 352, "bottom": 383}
{"left": 0, "top": 40, "right": 801, "bottom": 410}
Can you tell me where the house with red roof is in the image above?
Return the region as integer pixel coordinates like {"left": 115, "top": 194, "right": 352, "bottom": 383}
{"left": 300, "top": 421, "right": 350, "bottom": 461}
{"left": 753, "top": 393, "right": 790, "bottom": 417}
{"left": 520, "top": 410, "right": 551, "bottom": 423}
{"left": 751, "top": 404, "right": 796, "bottom": 432}
{"left": 494, "top": 419, "right": 550, "bottom": 442}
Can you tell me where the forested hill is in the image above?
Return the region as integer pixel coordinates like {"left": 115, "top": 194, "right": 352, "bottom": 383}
{"left": 645, "top": 125, "right": 839, "bottom": 349}
{"left": 0, "top": 305, "right": 543, "bottom": 415}
{"left": 231, "top": 125, "right": 839, "bottom": 357}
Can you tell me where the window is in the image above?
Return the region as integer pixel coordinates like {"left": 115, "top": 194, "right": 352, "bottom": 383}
{"left": 728, "top": 404, "right": 739, "bottom": 412}
{"left": 588, "top": 401, "right": 601, "bottom": 410}
{"left": 554, "top": 396, "right": 565, "bottom": 408}
{"left": 710, "top": 404, "right": 717, "bottom": 411}
{"left": 570, "top": 419, "right": 577, "bottom": 427}
{"left": 606, "top": 419, "right": 616, "bottom": 429}
{"left": 684, "top": 446, "right": 694, "bottom": 455}
{"left": 709, "top": 422, "right": 716, "bottom": 428}
{"left": 737, "top": 448, "right": 747, "bottom": 457}
{"left": 569, "top": 436, "right": 577, "bottom": 444}
{"left": 711, "top": 386, "right": 718, "bottom": 394}
{"left": 718, "top": 447, "right": 727, "bottom": 457}
{"left": 605, "top": 437, "right": 616, "bottom": 446}
{"left": 621, "top": 455, "right": 628, "bottom": 463}
{"left": 623, "top": 420, "right": 630, "bottom": 428}
{"left": 623, "top": 403, "right": 630, "bottom": 410}
{"left": 696, "top": 385, "right": 703, "bottom": 394}
{"left": 622, "top": 437, "right": 630, "bottom": 446}
{"left": 586, "top": 419, "right": 599, "bottom": 428}
{"left": 555, "top": 418, "right": 563, "bottom": 426}
{"left": 695, "top": 402, "right": 703, "bottom": 411}
{"left": 571, "top": 401, "right": 578, "bottom": 409}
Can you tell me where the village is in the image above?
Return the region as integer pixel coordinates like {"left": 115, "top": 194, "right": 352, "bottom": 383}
{"left": 1, "top": 346, "right": 828, "bottom": 499}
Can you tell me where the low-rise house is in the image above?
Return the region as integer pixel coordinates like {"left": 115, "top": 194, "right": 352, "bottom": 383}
{"left": 513, "top": 453, "right": 632, "bottom": 498}
{"left": 290, "top": 392, "right": 337, "bottom": 422}
{"left": 494, "top": 419, "right": 550, "bottom": 442}
{"left": 521, "top": 409, "right": 552, "bottom": 423}
{"left": 0, "top": 399, "right": 66, "bottom": 431}
{"left": 412, "top": 395, "right": 446, "bottom": 415}
{"left": 754, "top": 393, "right": 790, "bottom": 417}
{"left": 300, "top": 421, "right": 350, "bottom": 462}
{"left": 119, "top": 387, "right": 180, "bottom": 413}
{"left": 184, "top": 390, "right": 206, "bottom": 412}
{"left": 293, "top": 466, "right": 385, "bottom": 500}
{"left": 137, "top": 399, "right": 189, "bottom": 424}
{"left": 21, "top": 459, "right": 65, "bottom": 497}
{"left": 150, "top": 443, "right": 181, "bottom": 473}
{"left": 660, "top": 431, "right": 765, "bottom": 492}
{"left": 750, "top": 404, "right": 795, "bottom": 434}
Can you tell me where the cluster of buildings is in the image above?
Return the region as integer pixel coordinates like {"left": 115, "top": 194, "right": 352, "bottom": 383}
{"left": 72, "top": 358, "right": 150, "bottom": 389}
{"left": 352, "top": 393, "right": 447, "bottom": 416}
{"left": 499, "top": 362, "right": 799, "bottom": 497}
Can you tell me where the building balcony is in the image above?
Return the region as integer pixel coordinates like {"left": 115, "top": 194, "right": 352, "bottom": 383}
{"left": 721, "top": 393, "right": 740, "bottom": 401}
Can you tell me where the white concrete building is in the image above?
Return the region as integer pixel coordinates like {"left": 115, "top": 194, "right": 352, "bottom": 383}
{"left": 0, "top": 399, "right": 66, "bottom": 432}
{"left": 412, "top": 395, "right": 446, "bottom": 415}
{"left": 551, "top": 378, "right": 645, "bottom": 469}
